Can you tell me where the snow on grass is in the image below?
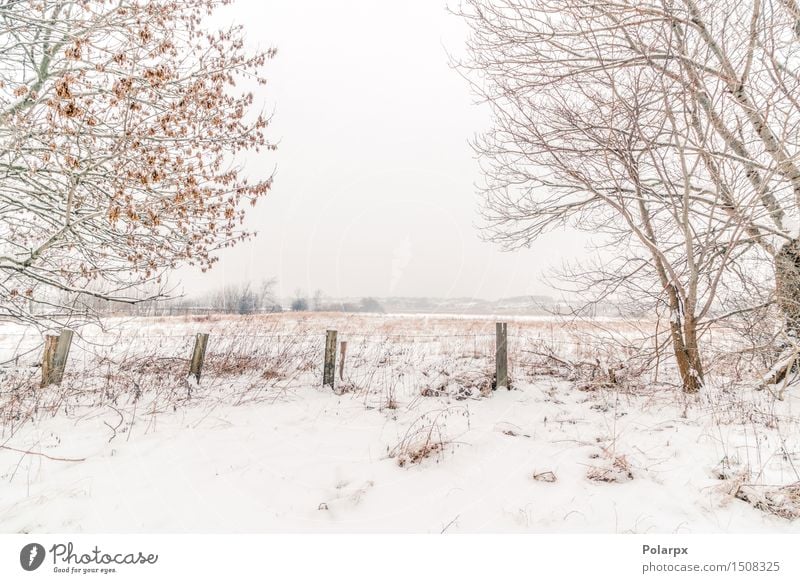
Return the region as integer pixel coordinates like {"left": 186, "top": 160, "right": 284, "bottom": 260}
{"left": 1, "top": 313, "right": 799, "bottom": 533}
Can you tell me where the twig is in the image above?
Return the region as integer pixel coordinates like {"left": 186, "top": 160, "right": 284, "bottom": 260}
{"left": 441, "top": 514, "right": 460, "bottom": 533}
{"left": 1, "top": 445, "right": 85, "bottom": 462}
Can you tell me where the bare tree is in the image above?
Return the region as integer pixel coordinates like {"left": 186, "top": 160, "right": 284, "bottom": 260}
{"left": 207, "top": 278, "right": 278, "bottom": 314}
{"left": 0, "top": 0, "right": 275, "bottom": 327}
{"left": 311, "top": 288, "right": 324, "bottom": 311}
{"left": 456, "top": 0, "right": 800, "bottom": 391}
{"left": 291, "top": 290, "right": 308, "bottom": 312}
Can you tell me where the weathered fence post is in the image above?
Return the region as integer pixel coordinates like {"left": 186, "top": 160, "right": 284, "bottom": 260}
{"left": 53, "top": 329, "right": 74, "bottom": 385}
{"left": 323, "top": 330, "right": 338, "bottom": 388}
{"left": 41, "top": 335, "right": 58, "bottom": 387}
{"left": 495, "top": 322, "right": 508, "bottom": 390}
{"left": 41, "top": 329, "right": 74, "bottom": 387}
{"left": 189, "top": 332, "right": 209, "bottom": 383}
{"left": 339, "top": 340, "right": 348, "bottom": 380}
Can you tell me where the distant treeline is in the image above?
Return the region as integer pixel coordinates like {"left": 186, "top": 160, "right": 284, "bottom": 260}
{"left": 53, "top": 282, "right": 388, "bottom": 317}
{"left": 27, "top": 281, "right": 633, "bottom": 319}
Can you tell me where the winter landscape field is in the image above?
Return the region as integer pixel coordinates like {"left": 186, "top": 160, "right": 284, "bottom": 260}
{"left": 8, "top": 5, "right": 800, "bottom": 582}
{"left": 2, "top": 312, "right": 799, "bottom": 533}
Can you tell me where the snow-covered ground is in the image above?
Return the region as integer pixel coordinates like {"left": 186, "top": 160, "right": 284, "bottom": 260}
{"left": 1, "top": 313, "right": 799, "bottom": 532}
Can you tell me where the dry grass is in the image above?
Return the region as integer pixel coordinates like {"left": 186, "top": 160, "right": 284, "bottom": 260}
{"left": 586, "top": 453, "right": 634, "bottom": 483}
{"left": 389, "top": 408, "right": 457, "bottom": 468}
{"left": 533, "top": 470, "right": 557, "bottom": 483}
{"left": 735, "top": 483, "right": 800, "bottom": 520}
{"left": 420, "top": 368, "right": 493, "bottom": 400}
{"left": 396, "top": 441, "right": 445, "bottom": 467}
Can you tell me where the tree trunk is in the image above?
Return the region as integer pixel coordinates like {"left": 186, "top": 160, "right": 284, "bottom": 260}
{"left": 664, "top": 285, "right": 704, "bottom": 393}
{"left": 669, "top": 319, "right": 703, "bottom": 393}
{"left": 766, "top": 239, "right": 800, "bottom": 385}
{"left": 775, "top": 239, "right": 800, "bottom": 338}
{"left": 683, "top": 316, "right": 704, "bottom": 393}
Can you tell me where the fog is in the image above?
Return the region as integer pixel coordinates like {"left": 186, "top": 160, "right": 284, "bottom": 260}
{"left": 175, "top": 0, "right": 591, "bottom": 301}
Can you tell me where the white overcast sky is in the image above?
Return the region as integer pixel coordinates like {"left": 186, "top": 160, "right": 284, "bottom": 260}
{"left": 176, "top": 0, "right": 590, "bottom": 300}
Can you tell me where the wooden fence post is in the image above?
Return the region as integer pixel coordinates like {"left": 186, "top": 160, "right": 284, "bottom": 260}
{"left": 41, "top": 329, "right": 74, "bottom": 387}
{"left": 339, "top": 340, "right": 348, "bottom": 380}
{"left": 323, "top": 330, "right": 338, "bottom": 388}
{"left": 496, "top": 322, "right": 508, "bottom": 390}
{"left": 52, "top": 329, "right": 74, "bottom": 385}
{"left": 189, "top": 332, "right": 209, "bottom": 383}
{"left": 41, "top": 335, "right": 58, "bottom": 387}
